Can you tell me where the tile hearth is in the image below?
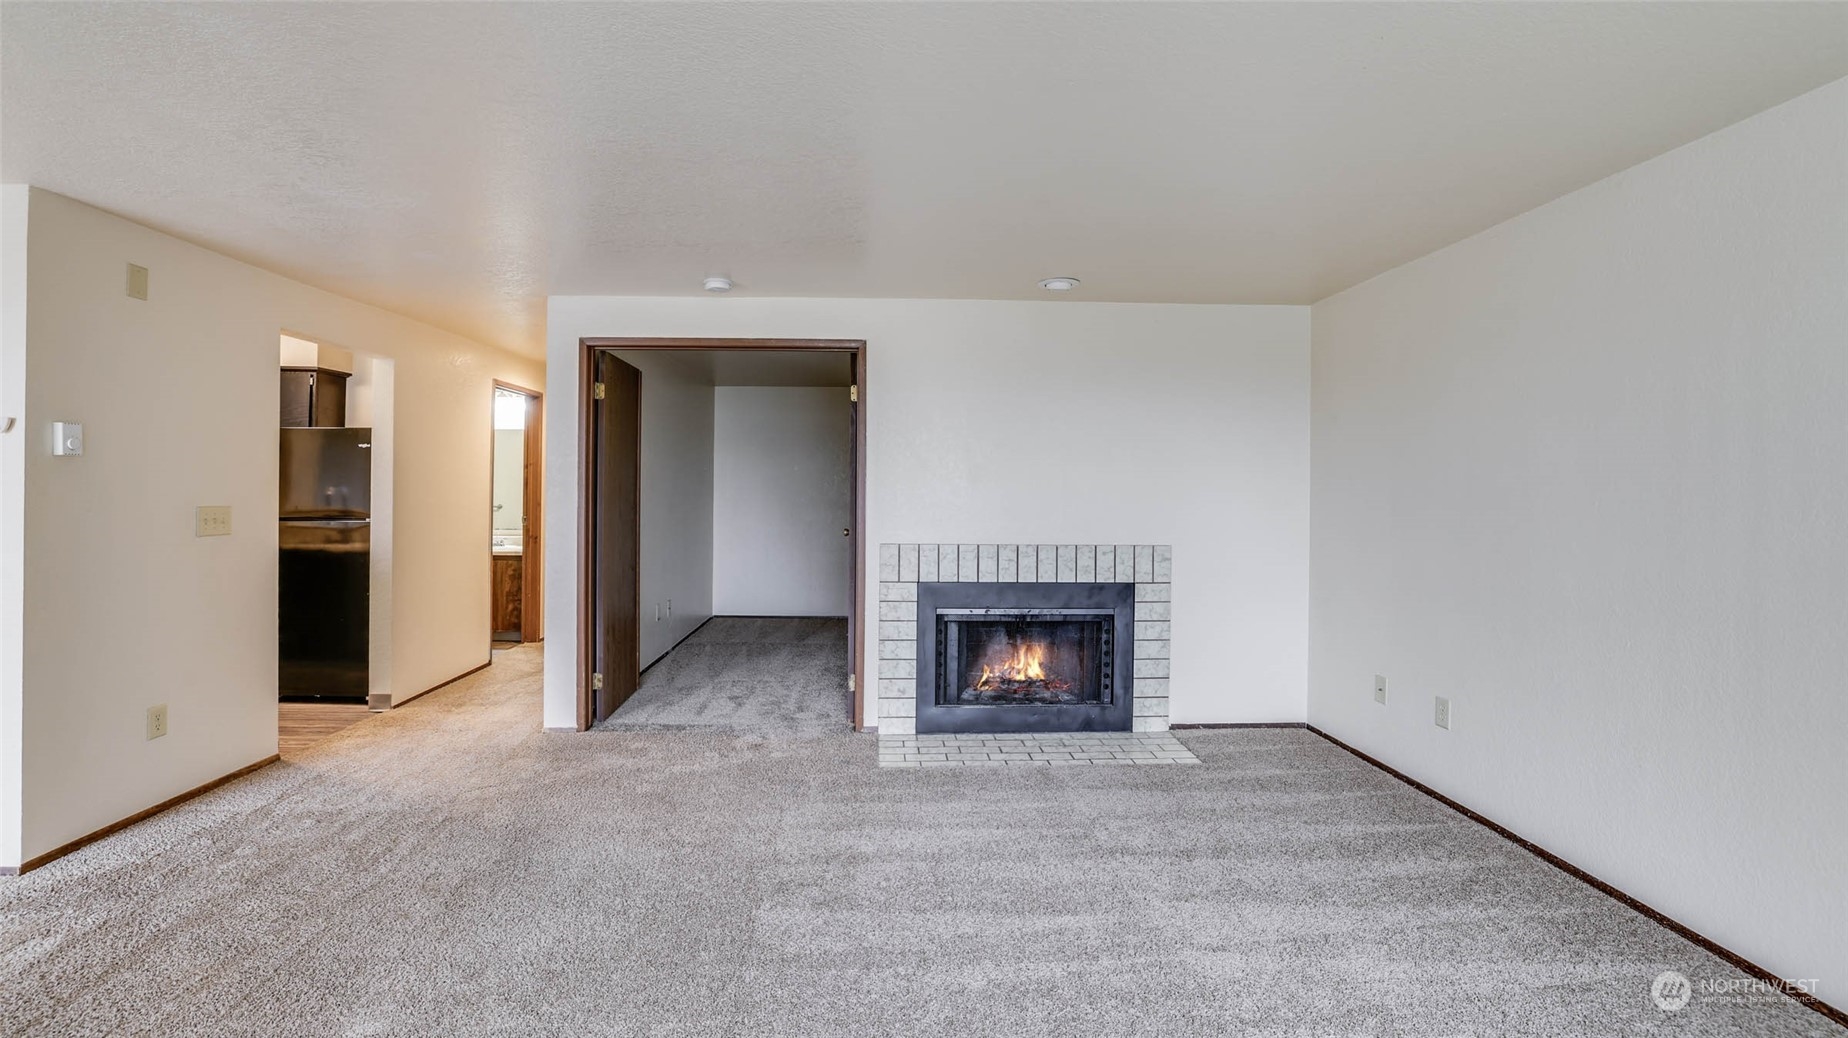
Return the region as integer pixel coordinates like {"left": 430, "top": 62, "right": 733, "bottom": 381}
{"left": 876, "top": 731, "right": 1200, "bottom": 768}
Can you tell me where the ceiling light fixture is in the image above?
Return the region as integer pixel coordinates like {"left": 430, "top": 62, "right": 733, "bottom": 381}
{"left": 703, "top": 276, "right": 734, "bottom": 293}
{"left": 1038, "top": 277, "right": 1081, "bottom": 292}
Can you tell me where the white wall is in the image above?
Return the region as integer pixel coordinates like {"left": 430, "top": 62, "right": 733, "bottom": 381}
{"left": 352, "top": 355, "right": 397, "bottom": 709}
{"left": 613, "top": 351, "right": 716, "bottom": 667}
{"left": 1309, "top": 79, "right": 1847, "bottom": 991}
{"left": 0, "top": 185, "right": 29, "bottom": 868}
{"left": 713, "top": 387, "right": 851, "bottom": 617}
{"left": 0, "top": 189, "right": 542, "bottom": 867}
{"left": 545, "top": 299, "right": 1310, "bottom": 730}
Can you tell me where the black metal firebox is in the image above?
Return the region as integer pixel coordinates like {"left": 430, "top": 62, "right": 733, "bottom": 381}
{"left": 916, "top": 582, "right": 1135, "bottom": 734}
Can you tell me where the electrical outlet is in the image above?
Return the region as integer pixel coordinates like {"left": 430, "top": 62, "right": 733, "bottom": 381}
{"left": 1373, "top": 674, "right": 1388, "bottom": 705}
{"left": 147, "top": 704, "right": 168, "bottom": 740}
{"left": 126, "top": 263, "right": 149, "bottom": 300}
{"left": 195, "top": 505, "right": 232, "bottom": 537}
{"left": 655, "top": 604, "right": 662, "bottom": 622}
{"left": 1434, "top": 696, "right": 1451, "bottom": 730}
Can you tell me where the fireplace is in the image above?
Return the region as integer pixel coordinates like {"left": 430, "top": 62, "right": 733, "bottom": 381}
{"left": 917, "top": 581, "right": 1134, "bottom": 733}
{"left": 946, "top": 612, "right": 1109, "bottom": 706}
{"left": 877, "top": 543, "right": 1172, "bottom": 736}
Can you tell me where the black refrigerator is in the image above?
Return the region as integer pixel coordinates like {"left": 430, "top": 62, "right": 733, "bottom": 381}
{"left": 279, "top": 427, "right": 372, "bottom": 700}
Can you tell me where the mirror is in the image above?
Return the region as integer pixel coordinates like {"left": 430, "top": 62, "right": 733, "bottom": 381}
{"left": 492, "top": 387, "right": 526, "bottom": 552}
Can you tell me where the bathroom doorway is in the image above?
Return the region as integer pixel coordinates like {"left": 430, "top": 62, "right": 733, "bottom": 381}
{"left": 492, "top": 382, "right": 543, "bottom": 647}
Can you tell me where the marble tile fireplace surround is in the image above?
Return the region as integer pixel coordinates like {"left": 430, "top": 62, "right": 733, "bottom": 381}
{"left": 876, "top": 544, "right": 1172, "bottom": 736}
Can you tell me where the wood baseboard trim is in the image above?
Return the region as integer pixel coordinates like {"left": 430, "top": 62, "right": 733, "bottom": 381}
{"left": 1304, "top": 724, "right": 1845, "bottom": 1027}
{"left": 390, "top": 660, "right": 492, "bottom": 709}
{"left": 2, "top": 754, "right": 282, "bottom": 877}
{"left": 1170, "top": 721, "right": 1309, "bottom": 729}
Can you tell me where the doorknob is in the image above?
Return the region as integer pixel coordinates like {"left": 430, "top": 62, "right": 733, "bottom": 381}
{"left": 842, "top": 528, "right": 850, "bottom": 537}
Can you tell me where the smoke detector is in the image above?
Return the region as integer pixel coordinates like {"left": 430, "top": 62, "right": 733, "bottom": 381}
{"left": 1038, "top": 277, "right": 1081, "bottom": 292}
{"left": 703, "top": 276, "right": 734, "bottom": 293}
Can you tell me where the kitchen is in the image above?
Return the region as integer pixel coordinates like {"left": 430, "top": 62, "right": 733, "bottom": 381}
{"left": 275, "top": 340, "right": 540, "bottom": 755}
{"left": 277, "top": 335, "right": 375, "bottom": 753}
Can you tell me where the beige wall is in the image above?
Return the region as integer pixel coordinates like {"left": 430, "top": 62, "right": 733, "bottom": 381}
{"left": 1310, "top": 79, "right": 1847, "bottom": 991}
{"left": 278, "top": 334, "right": 354, "bottom": 376}
{"left": 0, "top": 189, "right": 542, "bottom": 867}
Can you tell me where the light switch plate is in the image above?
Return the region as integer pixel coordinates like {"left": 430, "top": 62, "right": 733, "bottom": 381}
{"left": 195, "top": 505, "right": 232, "bottom": 537}
{"left": 51, "top": 421, "right": 83, "bottom": 456}
{"left": 1373, "top": 674, "right": 1388, "bottom": 705}
{"left": 127, "top": 263, "right": 149, "bottom": 300}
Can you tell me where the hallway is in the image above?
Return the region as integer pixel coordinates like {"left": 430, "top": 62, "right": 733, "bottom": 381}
{"left": 598, "top": 616, "right": 851, "bottom": 734}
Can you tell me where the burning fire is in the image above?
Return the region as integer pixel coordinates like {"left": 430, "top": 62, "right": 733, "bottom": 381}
{"left": 975, "top": 641, "right": 1072, "bottom": 693}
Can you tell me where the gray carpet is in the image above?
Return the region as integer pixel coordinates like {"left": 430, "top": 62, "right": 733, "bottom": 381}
{"left": 0, "top": 643, "right": 1836, "bottom": 1037}
{"left": 599, "top": 616, "right": 852, "bottom": 734}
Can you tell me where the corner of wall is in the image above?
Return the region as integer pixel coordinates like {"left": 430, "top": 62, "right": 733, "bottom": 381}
{"left": 539, "top": 320, "right": 579, "bottom": 730}
{"left": 0, "top": 184, "right": 31, "bottom": 867}
{"left": 364, "top": 356, "right": 397, "bottom": 707}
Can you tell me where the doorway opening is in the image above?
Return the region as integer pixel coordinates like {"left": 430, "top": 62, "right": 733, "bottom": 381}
{"left": 577, "top": 339, "right": 867, "bottom": 732}
{"left": 276, "top": 333, "right": 393, "bottom": 756}
{"left": 492, "top": 382, "right": 544, "bottom": 649}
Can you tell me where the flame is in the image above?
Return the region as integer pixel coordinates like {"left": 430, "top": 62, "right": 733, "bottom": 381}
{"left": 975, "top": 635, "right": 1079, "bottom": 690}
{"left": 976, "top": 642, "right": 1050, "bottom": 690}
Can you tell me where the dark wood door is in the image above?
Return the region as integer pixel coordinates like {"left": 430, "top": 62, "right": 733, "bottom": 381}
{"left": 592, "top": 353, "right": 642, "bottom": 723}
{"left": 518, "top": 391, "right": 545, "bottom": 643}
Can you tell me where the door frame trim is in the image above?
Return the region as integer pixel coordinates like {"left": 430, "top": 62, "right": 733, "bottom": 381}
{"left": 576, "top": 337, "right": 869, "bottom": 732}
{"left": 491, "top": 380, "right": 545, "bottom": 645}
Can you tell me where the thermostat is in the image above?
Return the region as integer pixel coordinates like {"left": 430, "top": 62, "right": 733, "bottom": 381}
{"left": 51, "top": 422, "right": 83, "bottom": 456}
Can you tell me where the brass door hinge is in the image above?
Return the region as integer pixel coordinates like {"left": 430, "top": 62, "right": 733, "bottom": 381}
{"left": 592, "top": 672, "right": 604, "bottom": 690}
{"left": 593, "top": 382, "right": 607, "bottom": 401}
{"left": 848, "top": 384, "right": 858, "bottom": 403}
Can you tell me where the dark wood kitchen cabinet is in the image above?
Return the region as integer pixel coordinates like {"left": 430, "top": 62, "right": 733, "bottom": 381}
{"left": 281, "top": 367, "right": 350, "bottom": 427}
{"left": 492, "top": 554, "right": 523, "bottom": 639}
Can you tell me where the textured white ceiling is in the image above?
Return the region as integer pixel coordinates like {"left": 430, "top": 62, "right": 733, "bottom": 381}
{"left": 5, "top": 3, "right": 1846, "bottom": 358}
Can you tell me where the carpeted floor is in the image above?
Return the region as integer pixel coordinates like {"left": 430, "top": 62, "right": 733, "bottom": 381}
{"left": 599, "top": 616, "right": 852, "bottom": 734}
{"left": 0, "top": 642, "right": 1836, "bottom": 1037}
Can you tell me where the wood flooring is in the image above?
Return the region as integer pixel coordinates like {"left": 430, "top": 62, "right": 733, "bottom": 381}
{"left": 278, "top": 701, "right": 374, "bottom": 757}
